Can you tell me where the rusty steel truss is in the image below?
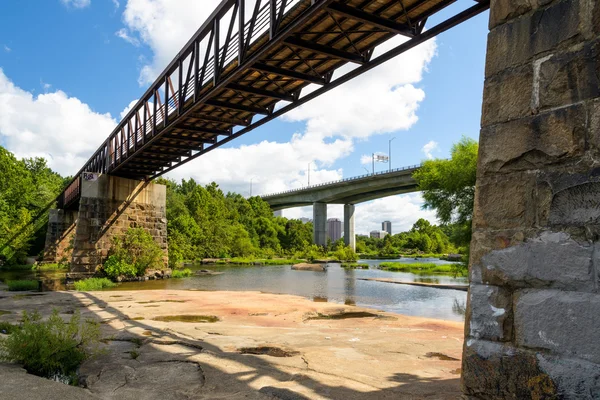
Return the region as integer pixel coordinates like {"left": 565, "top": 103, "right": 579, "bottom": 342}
{"left": 58, "top": 0, "right": 489, "bottom": 209}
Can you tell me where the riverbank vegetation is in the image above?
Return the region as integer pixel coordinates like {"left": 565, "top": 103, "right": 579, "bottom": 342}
{"left": 0, "top": 310, "right": 101, "bottom": 384}
{"left": 7, "top": 280, "right": 39, "bottom": 291}
{"left": 73, "top": 278, "right": 117, "bottom": 291}
{"left": 379, "top": 262, "right": 460, "bottom": 275}
{"left": 171, "top": 268, "right": 193, "bottom": 278}
{"left": 341, "top": 263, "right": 369, "bottom": 269}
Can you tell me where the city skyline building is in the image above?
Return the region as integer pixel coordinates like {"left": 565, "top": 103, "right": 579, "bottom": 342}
{"left": 327, "top": 218, "right": 342, "bottom": 242}
{"left": 382, "top": 220, "right": 392, "bottom": 235}
{"left": 370, "top": 230, "right": 389, "bottom": 239}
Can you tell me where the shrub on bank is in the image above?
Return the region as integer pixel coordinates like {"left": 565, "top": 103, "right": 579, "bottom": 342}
{"left": 73, "top": 278, "right": 117, "bottom": 291}
{"left": 7, "top": 280, "right": 39, "bottom": 291}
{"left": 379, "top": 262, "right": 454, "bottom": 274}
{"left": 341, "top": 263, "right": 369, "bottom": 269}
{"left": 102, "top": 228, "right": 164, "bottom": 279}
{"left": 333, "top": 246, "right": 359, "bottom": 262}
{"left": 0, "top": 310, "right": 101, "bottom": 384}
{"left": 171, "top": 268, "right": 193, "bottom": 278}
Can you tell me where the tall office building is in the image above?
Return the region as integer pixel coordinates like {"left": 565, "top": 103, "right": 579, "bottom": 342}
{"left": 382, "top": 221, "right": 392, "bottom": 235}
{"left": 327, "top": 218, "right": 342, "bottom": 242}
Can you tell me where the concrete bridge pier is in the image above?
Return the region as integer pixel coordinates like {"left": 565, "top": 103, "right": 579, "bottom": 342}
{"left": 312, "top": 202, "right": 327, "bottom": 247}
{"left": 344, "top": 204, "right": 355, "bottom": 252}
{"left": 463, "top": 0, "right": 600, "bottom": 397}
{"left": 43, "top": 174, "right": 168, "bottom": 277}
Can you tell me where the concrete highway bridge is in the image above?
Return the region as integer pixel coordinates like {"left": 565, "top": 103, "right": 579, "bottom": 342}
{"left": 261, "top": 164, "right": 420, "bottom": 249}
{"left": 38, "top": 0, "right": 600, "bottom": 395}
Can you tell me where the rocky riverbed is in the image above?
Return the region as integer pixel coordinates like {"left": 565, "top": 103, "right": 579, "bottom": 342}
{"left": 0, "top": 287, "right": 464, "bottom": 399}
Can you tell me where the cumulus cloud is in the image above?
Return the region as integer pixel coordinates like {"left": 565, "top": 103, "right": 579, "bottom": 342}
{"left": 60, "top": 0, "right": 91, "bottom": 9}
{"left": 112, "top": 0, "right": 120, "bottom": 9}
{"left": 115, "top": 28, "right": 140, "bottom": 46}
{"left": 0, "top": 69, "right": 116, "bottom": 176}
{"left": 3, "top": 45, "right": 10, "bottom": 53}
{"left": 422, "top": 140, "right": 439, "bottom": 159}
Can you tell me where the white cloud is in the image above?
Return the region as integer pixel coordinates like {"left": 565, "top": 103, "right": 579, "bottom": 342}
{"left": 282, "top": 193, "right": 437, "bottom": 235}
{"left": 422, "top": 140, "right": 439, "bottom": 159}
{"left": 112, "top": 0, "right": 120, "bottom": 9}
{"left": 0, "top": 69, "right": 116, "bottom": 176}
{"left": 60, "top": 0, "right": 91, "bottom": 9}
{"left": 115, "top": 28, "right": 140, "bottom": 47}
{"left": 3, "top": 45, "right": 10, "bottom": 53}
{"left": 360, "top": 155, "right": 371, "bottom": 165}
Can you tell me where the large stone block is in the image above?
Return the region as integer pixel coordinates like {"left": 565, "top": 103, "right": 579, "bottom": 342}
{"left": 514, "top": 289, "right": 600, "bottom": 363}
{"left": 538, "top": 40, "right": 600, "bottom": 110}
{"left": 481, "top": 64, "right": 533, "bottom": 126}
{"left": 537, "top": 353, "right": 600, "bottom": 399}
{"left": 462, "top": 339, "right": 557, "bottom": 398}
{"left": 479, "top": 104, "right": 586, "bottom": 174}
{"left": 467, "top": 284, "right": 513, "bottom": 342}
{"left": 486, "top": 0, "right": 582, "bottom": 77}
{"left": 549, "top": 181, "right": 600, "bottom": 226}
{"left": 479, "top": 231, "right": 594, "bottom": 290}
{"left": 472, "top": 173, "right": 537, "bottom": 230}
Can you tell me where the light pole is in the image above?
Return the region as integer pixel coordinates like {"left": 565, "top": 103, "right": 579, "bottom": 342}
{"left": 363, "top": 167, "right": 370, "bottom": 175}
{"left": 372, "top": 153, "right": 375, "bottom": 175}
{"left": 389, "top": 137, "right": 396, "bottom": 172}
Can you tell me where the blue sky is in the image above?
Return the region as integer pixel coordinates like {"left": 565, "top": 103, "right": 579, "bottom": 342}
{"left": 0, "top": 0, "right": 489, "bottom": 234}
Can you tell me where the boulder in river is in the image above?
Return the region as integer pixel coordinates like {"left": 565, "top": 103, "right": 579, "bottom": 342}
{"left": 292, "top": 263, "right": 326, "bottom": 272}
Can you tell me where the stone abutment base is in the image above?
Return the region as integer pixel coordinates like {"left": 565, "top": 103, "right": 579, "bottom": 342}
{"left": 463, "top": 0, "right": 600, "bottom": 398}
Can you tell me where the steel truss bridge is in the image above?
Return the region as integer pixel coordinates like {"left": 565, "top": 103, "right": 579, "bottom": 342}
{"left": 58, "top": 0, "right": 489, "bottom": 209}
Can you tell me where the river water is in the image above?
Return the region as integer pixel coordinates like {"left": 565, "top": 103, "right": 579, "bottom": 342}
{"left": 115, "top": 258, "right": 468, "bottom": 322}
{"left": 0, "top": 258, "right": 468, "bottom": 321}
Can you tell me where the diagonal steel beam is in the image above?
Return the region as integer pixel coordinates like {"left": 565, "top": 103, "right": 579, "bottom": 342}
{"left": 284, "top": 36, "right": 366, "bottom": 64}
{"left": 205, "top": 99, "right": 270, "bottom": 115}
{"left": 226, "top": 83, "right": 294, "bottom": 101}
{"left": 326, "top": 2, "right": 413, "bottom": 37}
{"left": 252, "top": 62, "right": 326, "bottom": 85}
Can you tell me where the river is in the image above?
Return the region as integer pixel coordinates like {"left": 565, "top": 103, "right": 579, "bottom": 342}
{"left": 0, "top": 258, "right": 468, "bottom": 322}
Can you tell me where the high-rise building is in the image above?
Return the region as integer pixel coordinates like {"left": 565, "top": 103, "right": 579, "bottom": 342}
{"left": 370, "top": 230, "right": 389, "bottom": 239}
{"left": 299, "top": 217, "right": 312, "bottom": 224}
{"left": 382, "top": 221, "right": 392, "bottom": 235}
{"left": 327, "top": 218, "right": 342, "bottom": 242}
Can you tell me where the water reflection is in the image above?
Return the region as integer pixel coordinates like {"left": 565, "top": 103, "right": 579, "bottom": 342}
{"left": 0, "top": 258, "right": 468, "bottom": 321}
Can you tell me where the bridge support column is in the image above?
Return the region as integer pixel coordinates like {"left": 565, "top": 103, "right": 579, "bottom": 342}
{"left": 343, "top": 204, "right": 355, "bottom": 252}
{"left": 60, "top": 174, "right": 168, "bottom": 277}
{"left": 463, "top": 0, "right": 600, "bottom": 397}
{"left": 42, "top": 209, "right": 78, "bottom": 264}
{"left": 312, "top": 202, "right": 327, "bottom": 247}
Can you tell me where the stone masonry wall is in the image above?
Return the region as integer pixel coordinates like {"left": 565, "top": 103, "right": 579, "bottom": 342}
{"left": 42, "top": 209, "right": 78, "bottom": 264}
{"left": 70, "top": 175, "right": 167, "bottom": 276}
{"left": 462, "top": 0, "right": 600, "bottom": 398}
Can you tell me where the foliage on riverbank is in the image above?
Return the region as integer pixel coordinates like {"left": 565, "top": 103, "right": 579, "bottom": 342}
{"left": 7, "top": 280, "right": 39, "bottom": 291}
{"left": 171, "top": 268, "right": 193, "bottom": 278}
{"left": 379, "top": 262, "right": 458, "bottom": 275}
{"left": 73, "top": 278, "right": 117, "bottom": 291}
{"left": 103, "top": 228, "right": 164, "bottom": 280}
{"left": 1, "top": 263, "right": 69, "bottom": 272}
{"left": 0, "top": 310, "right": 101, "bottom": 384}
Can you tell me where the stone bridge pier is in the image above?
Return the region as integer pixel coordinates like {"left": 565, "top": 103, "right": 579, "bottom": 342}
{"left": 43, "top": 175, "right": 168, "bottom": 277}
{"left": 463, "top": 0, "right": 600, "bottom": 397}
{"left": 312, "top": 202, "right": 356, "bottom": 251}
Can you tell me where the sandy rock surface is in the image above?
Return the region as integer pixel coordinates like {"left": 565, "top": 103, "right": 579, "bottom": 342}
{"left": 291, "top": 263, "right": 326, "bottom": 271}
{"left": 0, "top": 289, "right": 464, "bottom": 399}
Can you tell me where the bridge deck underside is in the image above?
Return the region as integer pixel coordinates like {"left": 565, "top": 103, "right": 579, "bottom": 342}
{"left": 58, "top": 0, "right": 489, "bottom": 209}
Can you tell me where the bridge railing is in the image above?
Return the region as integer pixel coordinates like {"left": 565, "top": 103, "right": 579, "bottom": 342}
{"left": 261, "top": 163, "right": 421, "bottom": 198}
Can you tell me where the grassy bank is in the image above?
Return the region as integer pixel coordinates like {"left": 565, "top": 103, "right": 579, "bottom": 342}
{"left": 7, "top": 280, "right": 39, "bottom": 291}
{"left": 172, "top": 268, "right": 193, "bottom": 278}
{"left": 341, "top": 263, "right": 369, "bottom": 269}
{"left": 73, "top": 278, "right": 117, "bottom": 291}
{"left": 0, "top": 263, "right": 68, "bottom": 272}
{"left": 379, "top": 262, "right": 457, "bottom": 275}
{"left": 208, "top": 258, "right": 303, "bottom": 266}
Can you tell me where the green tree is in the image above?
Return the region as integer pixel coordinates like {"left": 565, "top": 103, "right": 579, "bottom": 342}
{"left": 413, "top": 137, "right": 478, "bottom": 249}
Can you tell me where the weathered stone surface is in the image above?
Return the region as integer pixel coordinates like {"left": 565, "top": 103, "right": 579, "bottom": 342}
{"left": 479, "top": 104, "right": 586, "bottom": 174}
{"left": 538, "top": 41, "right": 600, "bottom": 110}
{"left": 461, "top": 339, "right": 557, "bottom": 399}
{"left": 43, "top": 209, "right": 78, "bottom": 264}
{"left": 481, "top": 64, "right": 533, "bottom": 126}
{"left": 549, "top": 181, "right": 600, "bottom": 226}
{"left": 514, "top": 289, "right": 600, "bottom": 363}
{"left": 480, "top": 231, "right": 594, "bottom": 290}
{"left": 486, "top": 0, "right": 583, "bottom": 77}
{"left": 472, "top": 173, "right": 537, "bottom": 230}
{"left": 489, "top": 0, "right": 534, "bottom": 30}
{"left": 537, "top": 353, "right": 600, "bottom": 399}
{"left": 291, "top": 263, "right": 325, "bottom": 271}
{"left": 467, "top": 284, "right": 513, "bottom": 342}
